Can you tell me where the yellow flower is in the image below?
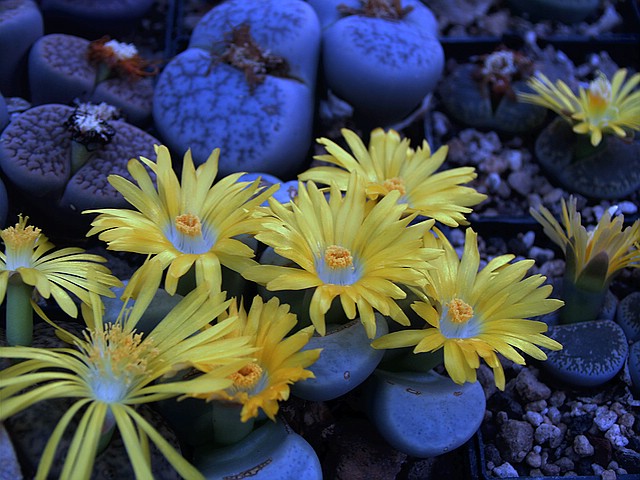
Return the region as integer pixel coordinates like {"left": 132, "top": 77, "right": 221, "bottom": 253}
{"left": 244, "top": 176, "right": 442, "bottom": 338}
{"left": 190, "top": 295, "right": 321, "bottom": 423}
{"left": 518, "top": 69, "right": 640, "bottom": 146}
{"left": 0, "top": 260, "right": 253, "bottom": 480}
{"left": 531, "top": 196, "right": 640, "bottom": 287}
{"left": 299, "top": 128, "right": 486, "bottom": 227}
{"left": 0, "top": 214, "right": 121, "bottom": 317}
{"left": 85, "top": 145, "right": 277, "bottom": 295}
{"left": 372, "top": 228, "right": 563, "bottom": 390}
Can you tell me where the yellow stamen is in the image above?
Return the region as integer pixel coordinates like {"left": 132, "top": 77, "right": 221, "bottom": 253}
{"left": 82, "top": 323, "right": 159, "bottom": 403}
{"left": 383, "top": 177, "right": 406, "bottom": 196}
{"left": 446, "top": 298, "right": 474, "bottom": 324}
{"left": 1, "top": 215, "right": 40, "bottom": 248}
{"left": 324, "top": 245, "right": 353, "bottom": 269}
{"left": 175, "top": 213, "right": 202, "bottom": 236}
{"left": 230, "top": 363, "right": 263, "bottom": 389}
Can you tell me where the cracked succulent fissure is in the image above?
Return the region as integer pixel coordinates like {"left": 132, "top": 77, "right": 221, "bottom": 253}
{"left": 217, "top": 23, "right": 290, "bottom": 93}
{"left": 337, "top": 0, "right": 413, "bottom": 20}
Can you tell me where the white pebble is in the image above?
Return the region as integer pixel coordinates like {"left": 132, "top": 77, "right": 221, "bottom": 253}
{"left": 493, "top": 462, "right": 519, "bottom": 478}
{"left": 594, "top": 407, "right": 617, "bottom": 431}
{"left": 573, "top": 435, "right": 594, "bottom": 457}
{"left": 604, "top": 424, "right": 629, "bottom": 448}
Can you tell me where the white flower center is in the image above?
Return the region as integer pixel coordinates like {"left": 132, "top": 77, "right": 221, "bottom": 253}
{"left": 439, "top": 298, "right": 482, "bottom": 339}
{"left": 315, "top": 245, "right": 362, "bottom": 286}
{"left": 83, "top": 323, "right": 158, "bottom": 404}
{"left": 226, "top": 363, "right": 269, "bottom": 397}
{"left": 166, "top": 213, "right": 217, "bottom": 254}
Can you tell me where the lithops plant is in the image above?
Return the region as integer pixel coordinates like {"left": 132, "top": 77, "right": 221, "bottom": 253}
{"left": 541, "top": 320, "right": 629, "bottom": 387}
{"left": 0, "top": 93, "right": 8, "bottom": 132}
{"left": 507, "top": 0, "right": 600, "bottom": 24}
{"left": 439, "top": 48, "right": 547, "bottom": 134}
{"left": 29, "top": 34, "right": 157, "bottom": 126}
{"left": 308, "top": 0, "right": 444, "bottom": 126}
{"left": 519, "top": 69, "right": 640, "bottom": 199}
{"left": 0, "top": 102, "right": 159, "bottom": 226}
{"left": 153, "top": 0, "right": 320, "bottom": 178}
{"left": 0, "top": 0, "right": 43, "bottom": 97}
{"left": 616, "top": 292, "right": 640, "bottom": 343}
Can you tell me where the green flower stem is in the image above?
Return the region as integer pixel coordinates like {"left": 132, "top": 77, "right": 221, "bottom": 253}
{"left": 97, "top": 410, "right": 116, "bottom": 454}
{"left": 5, "top": 276, "right": 34, "bottom": 346}
{"left": 70, "top": 140, "right": 93, "bottom": 174}
{"left": 379, "top": 347, "right": 444, "bottom": 373}
{"left": 211, "top": 401, "right": 255, "bottom": 445}
{"left": 94, "top": 63, "right": 112, "bottom": 86}
{"left": 560, "top": 279, "right": 607, "bottom": 324}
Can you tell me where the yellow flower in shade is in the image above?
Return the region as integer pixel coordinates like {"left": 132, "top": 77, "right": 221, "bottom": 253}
{"left": 85, "top": 144, "right": 278, "bottom": 295}
{"left": 298, "top": 128, "right": 487, "bottom": 227}
{"left": 372, "top": 228, "right": 563, "bottom": 390}
{"left": 531, "top": 196, "right": 640, "bottom": 288}
{"left": 518, "top": 69, "right": 640, "bottom": 146}
{"left": 0, "top": 214, "right": 121, "bottom": 317}
{"left": 0, "top": 260, "right": 253, "bottom": 480}
{"left": 189, "top": 295, "right": 321, "bottom": 423}
{"left": 244, "top": 175, "right": 442, "bottom": 338}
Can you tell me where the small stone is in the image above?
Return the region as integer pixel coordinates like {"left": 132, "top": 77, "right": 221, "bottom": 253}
{"left": 604, "top": 424, "right": 629, "bottom": 448}
{"left": 528, "top": 246, "right": 555, "bottom": 264}
{"left": 515, "top": 368, "right": 551, "bottom": 402}
{"left": 555, "top": 456, "right": 574, "bottom": 473}
{"left": 546, "top": 406, "right": 562, "bottom": 425}
{"left": 592, "top": 463, "right": 605, "bottom": 475}
{"left": 618, "top": 413, "right": 635, "bottom": 429}
{"left": 498, "top": 420, "right": 534, "bottom": 463}
{"left": 526, "top": 400, "right": 548, "bottom": 413}
{"left": 525, "top": 450, "right": 542, "bottom": 468}
{"left": 492, "top": 462, "right": 519, "bottom": 478}
{"left": 600, "top": 469, "right": 617, "bottom": 480}
{"left": 541, "top": 462, "right": 561, "bottom": 476}
{"left": 594, "top": 407, "right": 618, "bottom": 432}
{"left": 617, "top": 201, "right": 638, "bottom": 215}
{"left": 504, "top": 149, "right": 523, "bottom": 170}
{"left": 535, "top": 424, "right": 563, "bottom": 448}
{"left": 524, "top": 411, "right": 544, "bottom": 427}
{"left": 507, "top": 170, "right": 534, "bottom": 196}
{"left": 573, "top": 435, "right": 595, "bottom": 457}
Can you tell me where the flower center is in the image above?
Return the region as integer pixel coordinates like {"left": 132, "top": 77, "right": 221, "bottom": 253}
{"left": 383, "top": 177, "right": 406, "bottom": 196}
{"left": 104, "top": 39, "right": 138, "bottom": 60}
{"left": 1, "top": 215, "right": 40, "bottom": 270}
{"left": 446, "top": 298, "right": 474, "bottom": 324}
{"left": 230, "top": 363, "right": 263, "bottom": 389}
{"left": 324, "top": 245, "right": 353, "bottom": 269}
{"left": 175, "top": 213, "right": 202, "bottom": 237}
{"left": 587, "top": 74, "right": 612, "bottom": 113}
{"left": 316, "top": 245, "right": 361, "bottom": 286}
{"left": 482, "top": 51, "right": 517, "bottom": 76}
{"left": 166, "top": 213, "right": 215, "bottom": 255}
{"left": 83, "top": 323, "right": 159, "bottom": 404}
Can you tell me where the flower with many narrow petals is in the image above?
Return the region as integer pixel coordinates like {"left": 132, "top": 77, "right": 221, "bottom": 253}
{"left": 244, "top": 175, "right": 442, "bottom": 338}
{"left": 190, "top": 295, "right": 321, "bottom": 422}
{"left": 85, "top": 145, "right": 278, "bottom": 295}
{"left": 531, "top": 196, "right": 640, "bottom": 288}
{"left": 299, "top": 128, "right": 486, "bottom": 227}
{"left": 0, "top": 214, "right": 120, "bottom": 317}
{"left": 372, "top": 228, "right": 563, "bottom": 390}
{"left": 0, "top": 260, "right": 254, "bottom": 480}
{"left": 518, "top": 69, "right": 640, "bottom": 146}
